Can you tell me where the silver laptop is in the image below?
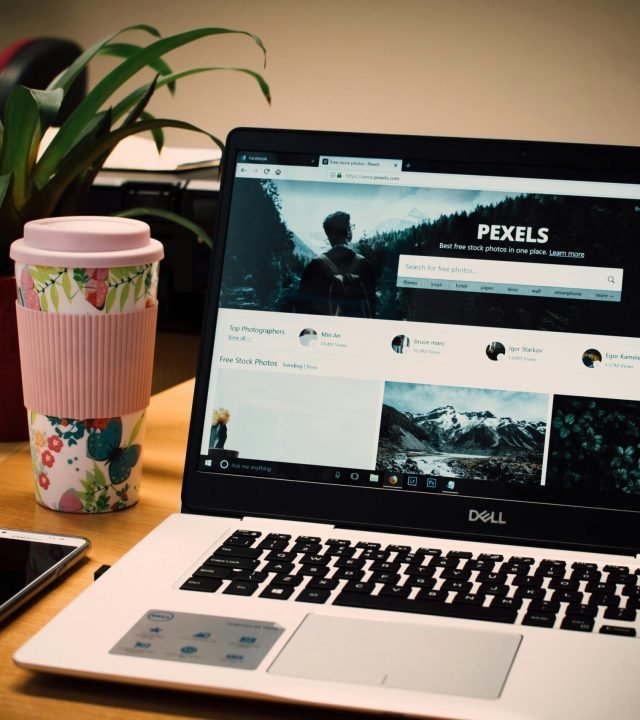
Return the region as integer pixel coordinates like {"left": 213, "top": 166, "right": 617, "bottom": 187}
{"left": 15, "top": 129, "right": 640, "bottom": 719}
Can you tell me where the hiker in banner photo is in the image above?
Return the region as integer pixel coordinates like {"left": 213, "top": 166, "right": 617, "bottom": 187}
{"left": 297, "top": 211, "right": 376, "bottom": 317}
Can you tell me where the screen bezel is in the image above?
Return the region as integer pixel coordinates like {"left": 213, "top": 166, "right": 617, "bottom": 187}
{"left": 182, "top": 127, "right": 640, "bottom": 555}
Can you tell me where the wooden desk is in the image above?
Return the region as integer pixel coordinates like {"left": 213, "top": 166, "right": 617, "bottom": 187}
{"left": 0, "top": 380, "right": 347, "bottom": 720}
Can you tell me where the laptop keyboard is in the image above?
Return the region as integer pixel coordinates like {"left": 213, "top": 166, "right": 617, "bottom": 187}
{"left": 179, "top": 530, "right": 639, "bottom": 637}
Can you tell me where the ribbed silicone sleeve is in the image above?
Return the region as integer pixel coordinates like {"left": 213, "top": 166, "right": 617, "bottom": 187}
{"left": 15, "top": 303, "right": 158, "bottom": 418}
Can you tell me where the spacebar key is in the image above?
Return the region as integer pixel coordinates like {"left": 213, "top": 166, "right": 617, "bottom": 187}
{"left": 333, "top": 591, "right": 517, "bottom": 623}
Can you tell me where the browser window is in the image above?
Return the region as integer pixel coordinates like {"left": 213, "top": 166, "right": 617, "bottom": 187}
{"left": 199, "top": 149, "right": 640, "bottom": 513}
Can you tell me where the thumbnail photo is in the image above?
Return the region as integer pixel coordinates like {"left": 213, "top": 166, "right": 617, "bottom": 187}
{"left": 546, "top": 394, "right": 640, "bottom": 496}
{"left": 376, "top": 381, "right": 548, "bottom": 485}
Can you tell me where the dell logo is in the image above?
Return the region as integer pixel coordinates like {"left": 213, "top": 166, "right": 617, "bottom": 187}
{"left": 468, "top": 509, "right": 507, "bottom": 525}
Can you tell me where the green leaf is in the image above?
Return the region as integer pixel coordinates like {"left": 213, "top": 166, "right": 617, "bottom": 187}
{"left": 105, "top": 287, "right": 117, "bottom": 313}
{"left": 0, "top": 86, "right": 62, "bottom": 205}
{"left": 61, "top": 270, "right": 73, "bottom": 300}
{"left": 48, "top": 24, "right": 162, "bottom": 95}
{"left": 128, "top": 412, "right": 145, "bottom": 445}
{"left": 119, "top": 281, "right": 130, "bottom": 310}
{"left": 50, "top": 283, "right": 60, "bottom": 311}
{"left": 29, "top": 117, "right": 223, "bottom": 216}
{"left": 0, "top": 173, "right": 11, "bottom": 207}
{"left": 40, "top": 293, "right": 48, "bottom": 312}
{"left": 117, "top": 205, "right": 213, "bottom": 248}
{"left": 111, "top": 65, "right": 271, "bottom": 126}
{"left": 35, "top": 27, "right": 265, "bottom": 186}
{"left": 102, "top": 43, "right": 176, "bottom": 94}
{"left": 134, "top": 274, "right": 144, "bottom": 301}
{"left": 94, "top": 463, "right": 107, "bottom": 488}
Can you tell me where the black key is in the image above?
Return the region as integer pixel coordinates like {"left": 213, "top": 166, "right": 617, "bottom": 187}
{"left": 529, "top": 600, "right": 561, "bottom": 614}
{"left": 549, "top": 578, "right": 580, "bottom": 591}
{"left": 194, "top": 565, "right": 233, "bottom": 580}
{"left": 430, "top": 557, "right": 460, "bottom": 569}
{"left": 297, "top": 535, "right": 321, "bottom": 542}
{"left": 296, "top": 587, "right": 331, "bottom": 604}
{"left": 370, "top": 560, "right": 402, "bottom": 573}
{"left": 270, "top": 574, "right": 303, "bottom": 587}
{"left": 266, "top": 550, "right": 297, "bottom": 562}
{"left": 180, "top": 576, "right": 222, "bottom": 592}
{"left": 441, "top": 568, "right": 472, "bottom": 581}
{"left": 416, "top": 547, "right": 442, "bottom": 557}
{"left": 491, "top": 596, "right": 523, "bottom": 610}
{"left": 333, "top": 567, "right": 364, "bottom": 581}
{"left": 500, "top": 563, "right": 531, "bottom": 575}
{"left": 478, "top": 583, "right": 509, "bottom": 597}
{"left": 588, "top": 593, "right": 620, "bottom": 607}
{"left": 585, "top": 581, "right": 616, "bottom": 594}
{"left": 298, "top": 564, "right": 329, "bottom": 578}
{"left": 257, "top": 537, "right": 290, "bottom": 551}
{"left": 386, "top": 544, "right": 412, "bottom": 553}
{"left": 415, "top": 588, "right": 449, "bottom": 603}
{"left": 600, "top": 625, "right": 636, "bottom": 637}
{"left": 535, "top": 565, "right": 566, "bottom": 579}
{"left": 404, "top": 576, "right": 437, "bottom": 590}
{"left": 571, "top": 561, "right": 597, "bottom": 570}
{"left": 452, "top": 592, "right": 486, "bottom": 606}
{"left": 223, "top": 580, "right": 259, "bottom": 596}
{"left": 225, "top": 535, "right": 257, "bottom": 547}
{"left": 326, "top": 538, "right": 351, "bottom": 546}
{"left": 603, "top": 564, "right": 630, "bottom": 575}
{"left": 299, "top": 554, "right": 331, "bottom": 566}
{"left": 332, "top": 556, "right": 364, "bottom": 570}
{"left": 233, "top": 570, "right": 268, "bottom": 583}
{"left": 292, "top": 541, "right": 322, "bottom": 554}
{"left": 379, "top": 584, "right": 412, "bottom": 599}
{"left": 510, "top": 555, "right": 535, "bottom": 564}
{"left": 514, "top": 587, "right": 546, "bottom": 600}
{"left": 604, "top": 607, "right": 636, "bottom": 622}
{"left": 626, "top": 597, "right": 640, "bottom": 610}
{"left": 464, "top": 559, "right": 496, "bottom": 572}
{"left": 264, "top": 561, "right": 295, "bottom": 575}
{"left": 565, "top": 603, "right": 597, "bottom": 618}
{"left": 446, "top": 550, "right": 473, "bottom": 559}
{"left": 477, "top": 571, "right": 508, "bottom": 584}
{"left": 552, "top": 589, "right": 583, "bottom": 604}
{"left": 324, "top": 545, "right": 356, "bottom": 558}
{"left": 307, "top": 576, "right": 340, "bottom": 590}
{"left": 344, "top": 580, "right": 376, "bottom": 594}
{"left": 333, "top": 591, "right": 518, "bottom": 623}
{"left": 512, "top": 575, "right": 544, "bottom": 588}
{"left": 478, "top": 553, "right": 504, "bottom": 562}
{"left": 570, "top": 568, "right": 601, "bottom": 583}
{"left": 523, "top": 612, "right": 556, "bottom": 628}
{"left": 260, "top": 584, "right": 295, "bottom": 600}
{"left": 361, "top": 550, "right": 391, "bottom": 562}
{"left": 405, "top": 565, "right": 436, "bottom": 578}
{"left": 213, "top": 545, "right": 262, "bottom": 559}
{"left": 370, "top": 571, "right": 401, "bottom": 585}
{"left": 204, "top": 556, "right": 259, "bottom": 571}
{"left": 560, "top": 616, "right": 594, "bottom": 632}
{"left": 440, "top": 579, "right": 473, "bottom": 594}
{"left": 356, "top": 541, "right": 381, "bottom": 550}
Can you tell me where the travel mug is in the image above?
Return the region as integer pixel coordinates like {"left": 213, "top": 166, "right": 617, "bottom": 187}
{"left": 10, "top": 217, "right": 163, "bottom": 512}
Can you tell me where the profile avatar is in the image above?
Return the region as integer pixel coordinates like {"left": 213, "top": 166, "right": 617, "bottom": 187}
{"left": 486, "top": 341, "right": 506, "bottom": 361}
{"left": 582, "top": 348, "right": 602, "bottom": 368}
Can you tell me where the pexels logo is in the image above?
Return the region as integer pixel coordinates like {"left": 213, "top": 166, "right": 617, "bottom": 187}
{"left": 468, "top": 509, "right": 507, "bottom": 525}
{"left": 477, "top": 224, "right": 549, "bottom": 244}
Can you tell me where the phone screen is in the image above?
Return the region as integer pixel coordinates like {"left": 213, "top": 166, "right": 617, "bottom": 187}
{"left": 0, "top": 532, "right": 89, "bottom": 621}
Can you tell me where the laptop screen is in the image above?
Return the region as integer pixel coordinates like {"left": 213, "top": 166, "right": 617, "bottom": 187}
{"left": 184, "top": 130, "right": 640, "bottom": 551}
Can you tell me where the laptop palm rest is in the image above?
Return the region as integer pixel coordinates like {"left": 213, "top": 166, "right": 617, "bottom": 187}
{"left": 269, "top": 614, "right": 521, "bottom": 699}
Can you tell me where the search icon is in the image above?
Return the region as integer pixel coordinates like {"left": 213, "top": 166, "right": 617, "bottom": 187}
{"left": 607, "top": 275, "right": 615, "bottom": 284}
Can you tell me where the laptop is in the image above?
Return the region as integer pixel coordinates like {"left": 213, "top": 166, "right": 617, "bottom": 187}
{"left": 15, "top": 128, "right": 640, "bottom": 719}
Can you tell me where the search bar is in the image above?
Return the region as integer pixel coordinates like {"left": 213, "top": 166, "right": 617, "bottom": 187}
{"left": 397, "top": 255, "right": 623, "bottom": 302}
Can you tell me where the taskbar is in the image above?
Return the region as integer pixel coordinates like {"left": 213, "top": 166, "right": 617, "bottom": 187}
{"left": 197, "top": 451, "right": 523, "bottom": 500}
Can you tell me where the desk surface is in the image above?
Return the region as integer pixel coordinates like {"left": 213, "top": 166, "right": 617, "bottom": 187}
{"left": 0, "top": 380, "right": 347, "bottom": 720}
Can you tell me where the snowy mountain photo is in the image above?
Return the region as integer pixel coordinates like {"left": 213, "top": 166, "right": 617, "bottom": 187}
{"left": 376, "top": 382, "right": 548, "bottom": 485}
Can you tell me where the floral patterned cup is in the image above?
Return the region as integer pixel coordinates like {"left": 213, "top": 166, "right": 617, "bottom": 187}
{"left": 10, "top": 217, "right": 163, "bottom": 512}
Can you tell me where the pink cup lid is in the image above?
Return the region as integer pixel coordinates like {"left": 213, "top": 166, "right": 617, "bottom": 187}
{"left": 10, "top": 216, "right": 164, "bottom": 268}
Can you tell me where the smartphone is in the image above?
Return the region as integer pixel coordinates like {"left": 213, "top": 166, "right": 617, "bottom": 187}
{"left": 0, "top": 528, "right": 90, "bottom": 623}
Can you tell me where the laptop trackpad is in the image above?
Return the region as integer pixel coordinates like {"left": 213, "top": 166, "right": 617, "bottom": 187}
{"left": 269, "top": 614, "right": 521, "bottom": 699}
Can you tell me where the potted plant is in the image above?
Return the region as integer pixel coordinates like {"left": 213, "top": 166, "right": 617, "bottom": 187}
{"left": 0, "top": 24, "right": 270, "bottom": 439}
